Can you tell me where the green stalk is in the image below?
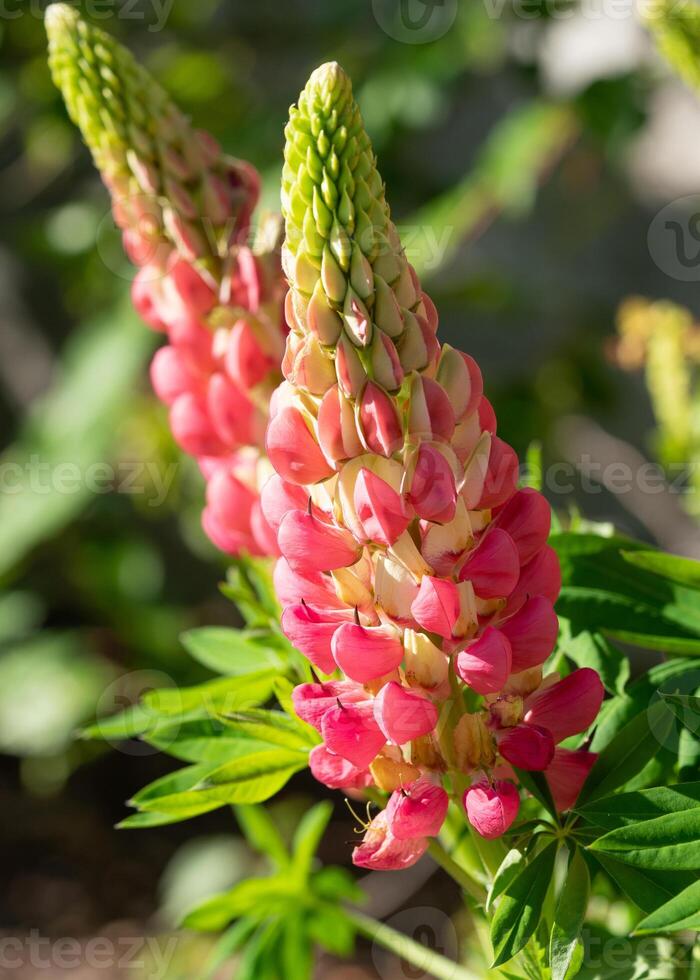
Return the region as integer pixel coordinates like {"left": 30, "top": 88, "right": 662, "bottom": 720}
{"left": 428, "top": 840, "right": 487, "bottom": 905}
{"left": 344, "top": 908, "right": 480, "bottom": 980}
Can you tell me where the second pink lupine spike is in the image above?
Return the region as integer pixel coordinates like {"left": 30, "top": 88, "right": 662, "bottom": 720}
{"left": 268, "top": 62, "right": 604, "bottom": 866}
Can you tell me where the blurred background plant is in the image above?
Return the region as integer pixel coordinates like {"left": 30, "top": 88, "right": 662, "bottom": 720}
{"left": 2, "top": 0, "right": 700, "bottom": 976}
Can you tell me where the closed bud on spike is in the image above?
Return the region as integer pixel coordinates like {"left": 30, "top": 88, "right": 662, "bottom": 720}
{"left": 464, "top": 780, "right": 519, "bottom": 839}
{"left": 336, "top": 334, "right": 367, "bottom": 397}
{"left": 287, "top": 333, "right": 336, "bottom": 395}
{"left": 436, "top": 346, "right": 483, "bottom": 421}
{"left": 453, "top": 712, "right": 496, "bottom": 771}
{"left": 357, "top": 383, "right": 403, "bottom": 457}
{"left": 353, "top": 467, "right": 411, "bottom": 546}
{"left": 317, "top": 385, "right": 364, "bottom": 465}
{"left": 307, "top": 279, "right": 343, "bottom": 345}
{"left": 403, "top": 629, "right": 448, "bottom": 689}
{"left": 369, "top": 331, "right": 404, "bottom": 391}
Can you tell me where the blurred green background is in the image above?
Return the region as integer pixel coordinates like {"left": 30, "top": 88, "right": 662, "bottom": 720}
{"left": 2, "top": 0, "right": 700, "bottom": 975}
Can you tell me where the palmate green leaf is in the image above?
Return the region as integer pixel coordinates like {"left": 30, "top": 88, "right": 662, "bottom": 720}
{"left": 593, "top": 854, "right": 697, "bottom": 915}
{"left": 218, "top": 708, "right": 319, "bottom": 751}
{"left": 312, "top": 866, "right": 364, "bottom": 904}
{"left": 575, "top": 782, "right": 700, "bottom": 830}
{"left": 589, "top": 808, "right": 700, "bottom": 869}
{"left": 145, "top": 721, "right": 275, "bottom": 765}
{"left": 591, "top": 658, "right": 695, "bottom": 750}
{"left": 291, "top": 801, "right": 333, "bottom": 880}
{"left": 577, "top": 701, "right": 676, "bottom": 805}
{"left": 634, "top": 879, "right": 700, "bottom": 934}
{"left": 236, "top": 804, "right": 290, "bottom": 870}
{"left": 80, "top": 702, "right": 158, "bottom": 741}
{"left": 196, "top": 748, "right": 309, "bottom": 801}
{"left": 307, "top": 904, "right": 356, "bottom": 957}
{"left": 487, "top": 849, "right": 525, "bottom": 913}
{"left": 281, "top": 912, "right": 313, "bottom": 980}
{"left": 661, "top": 692, "right": 700, "bottom": 734}
{"left": 490, "top": 840, "right": 558, "bottom": 967}
{"left": 563, "top": 628, "right": 630, "bottom": 695}
{"left": 143, "top": 669, "right": 278, "bottom": 717}
{"left": 552, "top": 532, "right": 700, "bottom": 649}
{"left": 201, "top": 919, "right": 258, "bottom": 980}
{"left": 181, "top": 627, "right": 287, "bottom": 676}
{"left": 182, "top": 876, "right": 300, "bottom": 932}
{"left": 550, "top": 847, "right": 590, "bottom": 980}
{"left": 621, "top": 549, "right": 700, "bottom": 591}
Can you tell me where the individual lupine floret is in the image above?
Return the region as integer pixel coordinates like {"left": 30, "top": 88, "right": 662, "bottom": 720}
{"left": 267, "top": 62, "right": 604, "bottom": 867}
{"left": 46, "top": 5, "right": 285, "bottom": 556}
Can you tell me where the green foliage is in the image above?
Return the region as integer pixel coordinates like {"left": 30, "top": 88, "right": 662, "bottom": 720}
{"left": 549, "top": 848, "right": 590, "bottom": 980}
{"left": 490, "top": 840, "right": 558, "bottom": 966}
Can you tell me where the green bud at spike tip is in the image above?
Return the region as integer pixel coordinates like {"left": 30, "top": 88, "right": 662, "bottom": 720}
{"left": 46, "top": 3, "right": 258, "bottom": 267}
{"left": 282, "top": 62, "right": 436, "bottom": 392}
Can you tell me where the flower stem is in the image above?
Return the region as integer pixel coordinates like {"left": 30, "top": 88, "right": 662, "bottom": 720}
{"left": 344, "top": 907, "right": 480, "bottom": 980}
{"left": 428, "top": 840, "right": 487, "bottom": 904}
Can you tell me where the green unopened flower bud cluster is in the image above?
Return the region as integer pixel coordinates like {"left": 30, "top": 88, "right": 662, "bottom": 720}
{"left": 47, "top": 3, "right": 253, "bottom": 265}
{"left": 282, "top": 63, "right": 435, "bottom": 394}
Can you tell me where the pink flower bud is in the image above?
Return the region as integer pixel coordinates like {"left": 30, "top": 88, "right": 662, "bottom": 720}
{"left": 524, "top": 668, "right": 604, "bottom": 743}
{"left": 281, "top": 603, "right": 352, "bottom": 674}
{"left": 386, "top": 776, "right": 449, "bottom": 839}
{"left": 206, "top": 465, "right": 257, "bottom": 531}
{"left": 507, "top": 545, "right": 562, "bottom": 613}
{"left": 498, "top": 596, "right": 559, "bottom": 673}
{"left": 336, "top": 333, "right": 366, "bottom": 397}
{"left": 266, "top": 405, "right": 334, "bottom": 485}
{"left": 357, "top": 382, "right": 403, "bottom": 457}
{"left": 354, "top": 468, "right": 411, "bottom": 546}
{"left": 202, "top": 506, "right": 257, "bottom": 556}
{"left": 463, "top": 780, "right": 520, "bottom": 839}
{"left": 208, "top": 373, "right": 261, "bottom": 448}
{"left": 494, "top": 488, "right": 551, "bottom": 564}
{"left": 170, "top": 392, "right": 225, "bottom": 457}
{"left": 456, "top": 626, "right": 512, "bottom": 695}
{"left": 317, "top": 385, "right": 363, "bottom": 465}
{"left": 167, "top": 257, "right": 216, "bottom": 316}
{"left": 545, "top": 748, "right": 597, "bottom": 811}
{"left": 408, "top": 444, "right": 457, "bottom": 524}
{"left": 411, "top": 576, "right": 461, "bottom": 639}
{"left": 225, "top": 318, "right": 275, "bottom": 390}
{"left": 273, "top": 558, "right": 346, "bottom": 610}
{"left": 292, "top": 680, "right": 366, "bottom": 731}
{"left": 259, "top": 474, "right": 309, "bottom": 535}
{"left": 373, "top": 681, "right": 438, "bottom": 744}
{"left": 249, "top": 501, "right": 280, "bottom": 558}
{"left": 132, "top": 267, "right": 167, "bottom": 331}
{"left": 478, "top": 397, "right": 497, "bottom": 435}
{"left": 309, "top": 744, "right": 373, "bottom": 790}
{"left": 331, "top": 623, "right": 404, "bottom": 683}
{"left": 436, "top": 346, "right": 483, "bottom": 421}
{"left": 423, "top": 377, "right": 456, "bottom": 442}
{"left": 150, "top": 345, "right": 201, "bottom": 405}
{"left": 321, "top": 701, "right": 386, "bottom": 768}
{"left": 277, "top": 509, "right": 361, "bottom": 573}
{"left": 498, "top": 723, "right": 555, "bottom": 771}
{"left": 352, "top": 811, "right": 429, "bottom": 871}
{"left": 478, "top": 437, "right": 518, "bottom": 510}
{"left": 458, "top": 528, "right": 520, "bottom": 599}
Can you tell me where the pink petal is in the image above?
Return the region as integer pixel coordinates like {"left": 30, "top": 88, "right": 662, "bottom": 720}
{"left": 479, "top": 396, "right": 497, "bottom": 435}
{"left": 354, "top": 468, "right": 411, "bottom": 547}
{"left": 273, "top": 558, "right": 345, "bottom": 610}
{"left": 545, "top": 748, "right": 598, "bottom": 811}
{"left": 524, "top": 668, "right": 604, "bottom": 743}
{"left": 317, "top": 384, "right": 363, "bottom": 465}
{"left": 373, "top": 681, "right": 438, "bottom": 744}
{"left": 507, "top": 545, "right": 562, "bottom": 613}
{"left": 422, "top": 376, "right": 456, "bottom": 441}
{"left": 266, "top": 405, "right": 334, "bottom": 485}
{"left": 281, "top": 603, "right": 352, "bottom": 674}
{"left": 357, "top": 382, "right": 403, "bottom": 458}
{"left": 498, "top": 723, "right": 555, "bottom": 771}
{"left": 331, "top": 622, "right": 404, "bottom": 683}
{"left": 411, "top": 576, "right": 461, "bottom": 639}
{"left": 386, "top": 776, "right": 449, "bottom": 839}
{"left": 456, "top": 627, "right": 512, "bottom": 695}
{"left": 277, "top": 510, "right": 360, "bottom": 573}
{"left": 309, "top": 744, "right": 373, "bottom": 790}
{"left": 494, "top": 488, "right": 551, "bottom": 564}
{"left": 498, "top": 596, "right": 559, "bottom": 673}
{"left": 150, "top": 345, "right": 201, "bottom": 405}
{"left": 458, "top": 528, "right": 520, "bottom": 599}
{"left": 478, "top": 437, "right": 518, "bottom": 510}
{"left": 168, "top": 257, "right": 216, "bottom": 315}
{"left": 208, "top": 373, "right": 261, "bottom": 447}
{"left": 408, "top": 444, "right": 457, "bottom": 524}
{"left": 260, "top": 474, "right": 309, "bottom": 535}
{"left": 463, "top": 780, "right": 520, "bottom": 839}
{"left": 352, "top": 812, "right": 429, "bottom": 871}
{"left": 225, "top": 317, "right": 274, "bottom": 390}
{"left": 170, "top": 392, "right": 225, "bottom": 457}
{"left": 291, "top": 681, "right": 366, "bottom": 732}
{"left": 321, "top": 701, "right": 386, "bottom": 768}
